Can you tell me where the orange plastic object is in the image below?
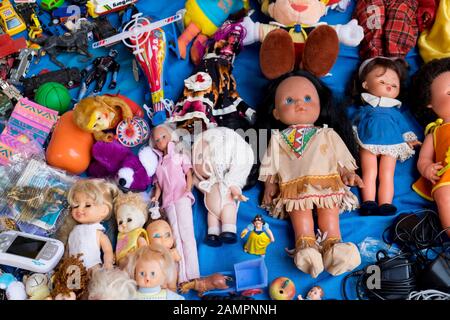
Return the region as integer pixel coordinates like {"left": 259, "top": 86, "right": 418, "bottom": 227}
{"left": 106, "top": 93, "right": 144, "bottom": 118}
{"left": 46, "top": 110, "right": 94, "bottom": 175}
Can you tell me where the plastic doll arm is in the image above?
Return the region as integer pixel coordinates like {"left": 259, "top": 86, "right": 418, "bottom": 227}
{"left": 338, "top": 165, "right": 364, "bottom": 188}
{"left": 262, "top": 179, "right": 279, "bottom": 206}
{"left": 417, "top": 134, "right": 444, "bottom": 184}
{"left": 333, "top": 19, "right": 364, "bottom": 47}
{"left": 230, "top": 185, "right": 248, "bottom": 202}
{"left": 151, "top": 182, "right": 162, "bottom": 203}
{"left": 171, "top": 248, "right": 182, "bottom": 262}
{"left": 266, "top": 228, "right": 275, "bottom": 242}
{"left": 240, "top": 229, "right": 249, "bottom": 238}
{"left": 185, "top": 168, "right": 193, "bottom": 192}
{"left": 99, "top": 232, "right": 114, "bottom": 269}
{"left": 137, "top": 236, "right": 148, "bottom": 248}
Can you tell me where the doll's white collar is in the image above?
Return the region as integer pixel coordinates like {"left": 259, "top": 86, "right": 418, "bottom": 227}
{"left": 361, "top": 93, "right": 402, "bottom": 108}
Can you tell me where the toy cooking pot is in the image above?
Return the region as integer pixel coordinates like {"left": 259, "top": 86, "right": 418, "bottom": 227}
{"left": 46, "top": 110, "right": 94, "bottom": 174}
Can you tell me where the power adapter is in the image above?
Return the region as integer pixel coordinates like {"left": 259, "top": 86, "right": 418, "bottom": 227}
{"left": 417, "top": 254, "right": 450, "bottom": 293}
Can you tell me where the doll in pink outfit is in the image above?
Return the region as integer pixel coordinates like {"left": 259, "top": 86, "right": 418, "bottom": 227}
{"left": 150, "top": 124, "right": 200, "bottom": 283}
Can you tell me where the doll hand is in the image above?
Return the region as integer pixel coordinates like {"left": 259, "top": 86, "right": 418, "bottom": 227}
{"left": 262, "top": 182, "right": 279, "bottom": 206}
{"left": 108, "top": 81, "right": 117, "bottom": 90}
{"left": 341, "top": 171, "right": 364, "bottom": 188}
{"left": 103, "top": 261, "right": 114, "bottom": 270}
{"left": 335, "top": 19, "right": 364, "bottom": 47}
{"left": 424, "top": 162, "right": 444, "bottom": 184}
{"left": 242, "top": 16, "right": 260, "bottom": 45}
{"left": 240, "top": 229, "right": 248, "bottom": 238}
{"left": 230, "top": 185, "right": 248, "bottom": 202}
{"left": 407, "top": 140, "right": 422, "bottom": 149}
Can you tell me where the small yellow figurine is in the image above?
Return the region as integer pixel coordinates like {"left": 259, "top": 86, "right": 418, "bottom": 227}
{"left": 240, "top": 214, "right": 275, "bottom": 256}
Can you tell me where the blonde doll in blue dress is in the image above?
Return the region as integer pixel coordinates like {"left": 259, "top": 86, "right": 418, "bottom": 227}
{"left": 353, "top": 57, "right": 421, "bottom": 216}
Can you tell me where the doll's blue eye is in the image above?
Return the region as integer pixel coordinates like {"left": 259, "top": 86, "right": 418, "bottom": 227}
{"left": 153, "top": 233, "right": 161, "bottom": 238}
{"left": 285, "top": 97, "right": 294, "bottom": 105}
{"left": 304, "top": 95, "right": 311, "bottom": 102}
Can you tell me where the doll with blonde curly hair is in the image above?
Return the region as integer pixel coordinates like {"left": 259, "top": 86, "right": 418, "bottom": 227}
{"left": 88, "top": 267, "right": 137, "bottom": 300}
{"left": 66, "top": 179, "right": 118, "bottom": 270}
{"left": 114, "top": 191, "right": 149, "bottom": 268}
{"left": 125, "top": 244, "right": 185, "bottom": 300}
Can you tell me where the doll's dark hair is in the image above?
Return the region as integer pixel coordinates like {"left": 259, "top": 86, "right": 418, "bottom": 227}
{"left": 412, "top": 57, "right": 450, "bottom": 126}
{"left": 350, "top": 57, "right": 409, "bottom": 104}
{"left": 257, "top": 70, "right": 359, "bottom": 162}
{"left": 252, "top": 214, "right": 265, "bottom": 225}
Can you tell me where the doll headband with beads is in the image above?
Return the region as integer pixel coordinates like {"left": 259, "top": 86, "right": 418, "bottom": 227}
{"left": 358, "top": 56, "right": 403, "bottom": 77}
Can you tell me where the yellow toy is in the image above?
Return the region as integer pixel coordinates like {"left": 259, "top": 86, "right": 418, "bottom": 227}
{"left": 0, "top": 0, "right": 26, "bottom": 36}
{"left": 240, "top": 214, "right": 275, "bottom": 256}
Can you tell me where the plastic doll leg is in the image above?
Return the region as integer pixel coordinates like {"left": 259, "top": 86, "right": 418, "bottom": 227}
{"left": 204, "top": 186, "right": 223, "bottom": 246}
{"left": 174, "top": 197, "right": 200, "bottom": 280}
{"left": 378, "top": 155, "right": 396, "bottom": 205}
{"left": 289, "top": 209, "right": 324, "bottom": 278}
{"left": 165, "top": 203, "right": 187, "bottom": 283}
{"left": 220, "top": 202, "right": 238, "bottom": 243}
{"left": 178, "top": 23, "right": 201, "bottom": 59}
{"left": 385, "top": 0, "right": 419, "bottom": 57}
{"left": 93, "top": 72, "right": 107, "bottom": 93}
{"left": 360, "top": 148, "right": 378, "bottom": 202}
{"left": 433, "top": 186, "right": 450, "bottom": 237}
{"left": 353, "top": 0, "right": 385, "bottom": 59}
{"left": 190, "top": 34, "right": 208, "bottom": 65}
{"left": 316, "top": 207, "right": 341, "bottom": 239}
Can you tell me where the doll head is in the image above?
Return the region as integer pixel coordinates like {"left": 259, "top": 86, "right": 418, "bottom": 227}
{"left": 150, "top": 124, "right": 175, "bottom": 154}
{"left": 67, "top": 179, "right": 118, "bottom": 224}
{"left": 413, "top": 58, "right": 450, "bottom": 124}
{"left": 252, "top": 214, "right": 266, "bottom": 230}
{"left": 88, "top": 267, "right": 137, "bottom": 300}
{"left": 125, "top": 244, "right": 175, "bottom": 289}
{"left": 145, "top": 219, "right": 175, "bottom": 251}
{"left": 357, "top": 57, "right": 408, "bottom": 100}
{"left": 262, "top": 0, "right": 334, "bottom": 26}
{"left": 259, "top": 70, "right": 359, "bottom": 160}
{"left": 307, "top": 286, "right": 324, "bottom": 300}
{"left": 212, "top": 21, "right": 246, "bottom": 58}
{"left": 114, "top": 192, "right": 148, "bottom": 233}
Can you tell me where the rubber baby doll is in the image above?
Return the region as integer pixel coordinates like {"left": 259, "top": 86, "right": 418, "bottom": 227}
{"left": 297, "top": 285, "right": 324, "bottom": 300}
{"left": 240, "top": 214, "right": 275, "bottom": 256}
{"left": 67, "top": 179, "right": 118, "bottom": 270}
{"left": 352, "top": 57, "right": 421, "bottom": 216}
{"left": 412, "top": 57, "right": 450, "bottom": 237}
{"left": 259, "top": 70, "right": 362, "bottom": 278}
{"left": 88, "top": 267, "right": 137, "bottom": 300}
{"left": 192, "top": 126, "right": 254, "bottom": 247}
{"left": 125, "top": 244, "right": 185, "bottom": 300}
{"left": 150, "top": 124, "right": 200, "bottom": 284}
{"left": 114, "top": 191, "right": 149, "bottom": 269}
{"left": 146, "top": 219, "right": 181, "bottom": 292}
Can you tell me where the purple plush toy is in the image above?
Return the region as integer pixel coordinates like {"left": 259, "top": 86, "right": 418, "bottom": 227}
{"left": 88, "top": 140, "right": 158, "bottom": 192}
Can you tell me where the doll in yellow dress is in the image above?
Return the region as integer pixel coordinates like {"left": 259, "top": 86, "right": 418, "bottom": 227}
{"left": 240, "top": 214, "right": 275, "bottom": 256}
{"left": 412, "top": 57, "right": 450, "bottom": 237}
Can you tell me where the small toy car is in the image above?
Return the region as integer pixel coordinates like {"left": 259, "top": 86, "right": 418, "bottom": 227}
{"left": 8, "top": 48, "right": 36, "bottom": 86}
{"left": 86, "top": 0, "right": 137, "bottom": 18}
{"left": 0, "top": 0, "right": 26, "bottom": 36}
{"left": 40, "top": 0, "right": 65, "bottom": 11}
{"left": 15, "top": 2, "right": 43, "bottom": 38}
{"left": 21, "top": 67, "right": 81, "bottom": 97}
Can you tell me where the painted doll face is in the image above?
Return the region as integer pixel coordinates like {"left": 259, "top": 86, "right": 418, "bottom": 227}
{"left": 146, "top": 220, "right": 174, "bottom": 250}
{"left": 135, "top": 258, "right": 164, "bottom": 288}
{"left": 273, "top": 76, "right": 321, "bottom": 126}
{"left": 70, "top": 191, "right": 109, "bottom": 224}
{"left": 362, "top": 66, "right": 400, "bottom": 99}
{"left": 428, "top": 71, "right": 450, "bottom": 121}
{"left": 88, "top": 110, "right": 115, "bottom": 131}
{"left": 307, "top": 286, "right": 323, "bottom": 300}
{"left": 268, "top": 0, "right": 326, "bottom": 26}
{"left": 152, "top": 126, "right": 171, "bottom": 153}
{"left": 116, "top": 205, "right": 146, "bottom": 233}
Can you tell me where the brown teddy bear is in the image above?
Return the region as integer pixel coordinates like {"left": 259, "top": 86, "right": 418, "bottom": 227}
{"left": 242, "top": 0, "right": 364, "bottom": 79}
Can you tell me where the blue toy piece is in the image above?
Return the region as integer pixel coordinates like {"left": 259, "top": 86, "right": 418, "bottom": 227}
{"left": 206, "top": 257, "right": 268, "bottom": 297}
{"left": 0, "top": 273, "right": 16, "bottom": 289}
{"left": 52, "top": 4, "right": 87, "bottom": 23}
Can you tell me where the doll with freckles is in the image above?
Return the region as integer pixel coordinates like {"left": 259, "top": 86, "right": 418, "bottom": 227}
{"left": 352, "top": 57, "right": 421, "bottom": 216}
{"left": 67, "top": 179, "right": 118, "bottom": 270}
{"left": 259, "top": 70, "right": 362, "bottom": 278}
{"left": 150, "top": 124, "right": 200, "bottom": 284}
{"left": 412, "top": 57, "right": 450, "bottom": 237}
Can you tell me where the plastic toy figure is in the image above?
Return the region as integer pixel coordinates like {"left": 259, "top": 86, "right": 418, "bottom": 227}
{"left": 78, "top": 49, "right": 120, "bottom": 100}
{"left": 259, "top": 70, "right": 362, "bottom": 278}
{"left": 352, "top": 57, "right": 420, "bottom": 216}
{"left": 297, "top": 285, "right": 324, "bottom": 300}
{"left": 240, "top": 214, "right": 275, "bottom": 256}
{"left": 412, "top": 57, "right": 450, "bottom": 237}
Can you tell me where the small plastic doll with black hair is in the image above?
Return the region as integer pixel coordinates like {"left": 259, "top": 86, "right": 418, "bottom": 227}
{"left": 412, "top": 57, "right": 450, "bottom": 237}
{"left": 258, "top": 70, "right": 363, "bottom": 278}
{"left": 352, "top": 57, "right": 421, "bottom": 216}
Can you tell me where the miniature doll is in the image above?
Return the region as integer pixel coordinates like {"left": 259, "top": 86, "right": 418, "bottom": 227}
{"left": 125, "top": 244, "right": 185, "bottom": 300}
{"left": 88, "top": 267, "right": 137, "bottom": 300}
{"left": 259, "top": 70, "right": 362, "bottom": 278}
{"left": 67, "top": 178, "right": 118, "bottom": 270}
{"left": 192, "top": 126, "right": 254, "bottom": 247}
{"left": 354, "top": 0, "right": 438, "bottom": 60}
{"left": 170, "top": 21, "right": 256, "bottom": 131}
{"left": 412, "top": 57, "right": 450, "bottom": 237}
{"left": 150, "top": 124, "right": 200, "bottom": 284}
{"left": 146, "top": 219, "right": 181, "bottom": 292}
{"left": 352, "top": 57, "right": 420, "bottom": 216}
{"left": 114, "top": 192, "right": 149, "bottom": 268}
{"left": 297, "top": 285, "right": 324, "bottom": 300}
{"left": 240, "top": 214, "right": 275, "bottom": 256}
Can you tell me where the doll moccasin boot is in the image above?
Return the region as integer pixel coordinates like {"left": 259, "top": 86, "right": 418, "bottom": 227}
{"left": 321, "top": 238, "right": 361, "bottom": 276}
{"left": 291, "top": 236, "right": 324, "bottom": 278}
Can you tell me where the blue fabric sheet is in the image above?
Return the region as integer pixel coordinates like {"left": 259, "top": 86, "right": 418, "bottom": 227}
{"left": 12, "top": 0, "right": 437, "bottom": 299}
